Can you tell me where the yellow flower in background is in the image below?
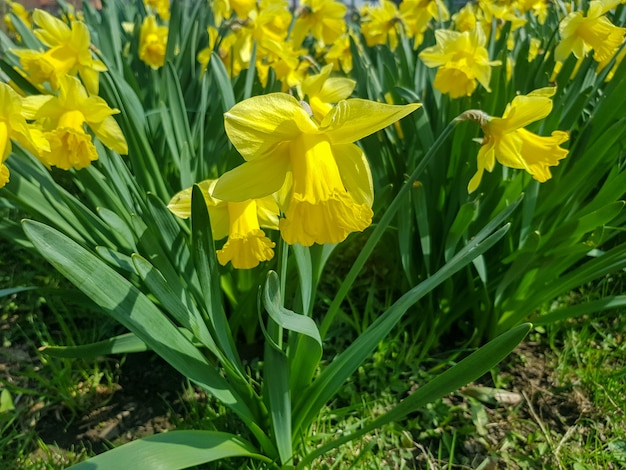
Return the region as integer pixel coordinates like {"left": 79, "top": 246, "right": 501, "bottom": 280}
{"left": 291, "top": 0, "right": 347, "bottom": 48}
{"left": 555, "top": 0, "right": 626, "bottom": 64}
{"left": 4, "top": 0, "right": 32, "bottom": 38}
{"left": 168, "top": 179, "right": 279, "bottom": 269}
{"left": 452, "top": 2, "right": 477, "bottom": 32}
{"left": 144, "top": 0, "right": 171, "bottom": 21}
{"left": 517, "top": 0, "right": 549, "bottom": 25}
{"left": 300, "top": 64, "right": 356, "bottom": 121}
{"left": 419, "top": 28, "right": 500, "bottom": 98}
{"left": 212, "top": 94, "right": 420, "bottom": 246}
{"left": 256, "top": 40, "right": 309, "bottom": 90}
{"left": 12, "top": 9, "right": 106, "bottom": 94}
{"left": 400, "top": 0, "right": 449, "bottom": 48}
{"left": 528, "top": 37, "right": 542, "bottom": 62}
{"left": 0, "top": 83, "right": 50, "bottom": 188}
{"left": 324, "top": 34, "right": 354, "bottom": 73}
{"left": 477, "top": 0, "right": 527, "bottom": 50}
{"left": 25, "top": 76, "right": 127, "bottom": 170}
{"left": 139, "top": 15, "right": 168, "bottom": 69}
{"left": 466, "top": 88, "right": 569, "bottom": 193}
{"left": 361, "top": 0, "right": 403, "bottom": 51}
{"left": 221, "top": 1, "right": 292, "bottom": 78}
{"left": 197, "top": 26, "right": 219, "bottom": 75}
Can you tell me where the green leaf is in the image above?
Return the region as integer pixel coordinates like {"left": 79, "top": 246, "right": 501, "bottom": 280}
{"left": 131, "top": 254, "right": 219, "bottom": 355}
{"left": 294, "top": 212, "right": 515, "bottom": 437}
{"left": 190, "top": 185, "right": 242, "bottom": 370}
{"left": 264, "top": 271, "right": 322, "bottom": 394}
{"left": 298, "top": 323, "right": 531, "bottom": 468}
{"left": 21, "top": 220, "right": 253, "bottom": 420}
{"left": 533, "top": 295, "right": 626, "bottom": 326}
{"left": 39, "top": 332, "right": 150, "bottom": 358}
{"left": 0, "top": 287, "right": 37, "bottom": 298}
{"left": 445, "top": 202, "right": 478, "bottom": 262}
{"left": 0, "top": 389, "right": 15, "bottom": 413}
{"left": 211, "top": 51, "right": 236, "bottom": 112}
{"left": 66, "top": 431, "right": 271, "bottom": 470}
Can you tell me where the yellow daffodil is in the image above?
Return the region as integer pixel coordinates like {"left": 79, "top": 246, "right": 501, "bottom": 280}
{"left": 168, "top": 179, "right": 279, "bottom": 269}
{"left": 555, "top": 0, "right": 626, "bottom": 64}
{"left": 324, "top": 33, "right": 354, "bottom": 73}
{"left": 517, "top": 0, "right": 549, "bottom": 25}
{"left": 221, "top": 1, "right": 292, "bottom": 78}
{"left": 476, "top": 0, "right": 526, "bottom": 51}
{"left": 4, "top": 0, "right": 32, "bottom": 39}
{"left": 465, "top": 88, "right": 569, "bottom": 193}
{"left": 212, "top": 94, "right": 420, "bottom": 246}
{"left": 291, "top": 0, "right": 347, "bottom": 48}
{"left": 300, "top": 64, "right": 356, "bottom": 121}
{"left": 256, "top": 40, "right": 309, "bottom": 90}
{"left": 399, "top": 0, "right": 449, "bottom": 48}
{"left": 197, "top": 26, "right": 219, "bottom": 75}
{"left": 360, "top": 0, "right": 404, "bottom": 51}
{"left": 419, "top": 28, "right": 500, "bottom": 98}
{"left": 144, "top": 0, "right": 171, "bottom": 21}
{"left": 139, "top": 15, "right": 169, "bottom": 69}
{"left": 452, "top": 2, "right": 477, "bottom": 32}
{"left": 0, "top": 83, "right": 50, "bottom": 188}
{"left": 12, "top": 9, "right": 106, "bottom": 95}
{"left": 25, "top": 76, "right": 127, "bottom": 170}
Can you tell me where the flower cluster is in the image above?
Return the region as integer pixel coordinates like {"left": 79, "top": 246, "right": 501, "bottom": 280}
{"left": 169, "top": 66, "right": 420, "bottom": 268}
{"left": 1, "top": 9, "right": 127, "bottom": 188}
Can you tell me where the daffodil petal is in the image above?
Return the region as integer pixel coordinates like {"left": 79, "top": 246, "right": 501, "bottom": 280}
{"left": 503, "top": 92, "right": 554, "bottom": 129}
{"left": 21, "top": 95, "right": 53, "bottom": 120}
{"left": 322, "top": 99, "right": 421, "bottom": 144}
{"left": 224, "top": 93, "right": 314, "bottom": 160}
{"left": 32, "top": 9, "right": 70, "bottom": 46}
{"left": 333, "top": 143, "right": 374, "bottom": 207}
{"left": 213, "top": 151, "right": 290, "bottom": 202}
{"left": 167, "top": 180, "right": 230, "bottom": 240}
{"left": 90, "top": 116, "right": 128, "bottom": 155}
{"left": 319, "top": 77, "right": 356, "bottom": 103}
{"left": 256, "top": 195, "right": 280, "bottom": 230}
{"left": 302, "top": 64, "right": 333, "bottom": 96}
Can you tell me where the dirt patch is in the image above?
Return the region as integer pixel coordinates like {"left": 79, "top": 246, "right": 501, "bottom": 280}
{"left": 34, "top": 352, "right": 185, "bottom": 455}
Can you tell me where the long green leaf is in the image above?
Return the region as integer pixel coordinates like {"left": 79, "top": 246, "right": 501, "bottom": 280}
{"left": 39, "top": 332, "right": 149, "bottom": 358}
{"left": 67, "top": 430, "right": 271, "bottom": 470}
{"left": 297, "top": 323, "right": 531, "bottom": 468}
{"left": 21, "top": 220, "right": 253, "bottom": 420}
{"left": 293, "top": 220, "right": 513, "bottom": 437}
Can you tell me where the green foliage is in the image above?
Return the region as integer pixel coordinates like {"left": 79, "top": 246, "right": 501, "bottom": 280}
{"left": 1, "top": 0, "right": 625, "bottom": 467}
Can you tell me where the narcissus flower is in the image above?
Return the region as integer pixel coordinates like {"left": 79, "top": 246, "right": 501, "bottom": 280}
{"left": 324, "top": 34, "right": 354, "bottom": 73}
{"left": 0, "top": 82, "right": 50, "bottom": 188}
{"left": 144, "top": 0, "right": 171, "bottom": 21}
{"left": 25, "top": 76, "right": 127, "bottom": 170}
{"left": 12, "top": 9, "right": 106, "bottom": 94}
{"left": 419, "top": 28, "right": 500, "bottom": 98}
{"left": 300, "top": 64, "right": 356, "bottom": 121}
{"left": 4, "top": 0, "right": 32, "bottom": 38}
{"left": 555, "top": 0, "right": 626, "bottom": 64}
{"left": 139, "top": 15, "right": 168, "bottom": 69}
{"left": 291, "top": 0, "right": 347, "bottom": 48}
{"left": 463, "top": 88, "right": 569, "bottom": 193}
{"left": 400, "top": 0, "right": 449, "bottom": 48}
{"left": 168, "top": 179, "right": 279, "bottom": 269}
{"left": 360, "top": 0, "right": 404, "bottom": 51}
{"left": 213, "top": 93, "right": 420, "bottom": 246}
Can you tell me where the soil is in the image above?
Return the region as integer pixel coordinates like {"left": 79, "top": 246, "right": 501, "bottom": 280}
{"left": 33, "top": 352, "right": 187, "bottom": 455}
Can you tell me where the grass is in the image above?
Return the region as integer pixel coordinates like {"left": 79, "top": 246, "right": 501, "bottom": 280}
{"left": 0, "top": 231, "right": 121, "bottom": 469}
{"left": 2, "top": 218, "right": 626, "bottom": 469}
